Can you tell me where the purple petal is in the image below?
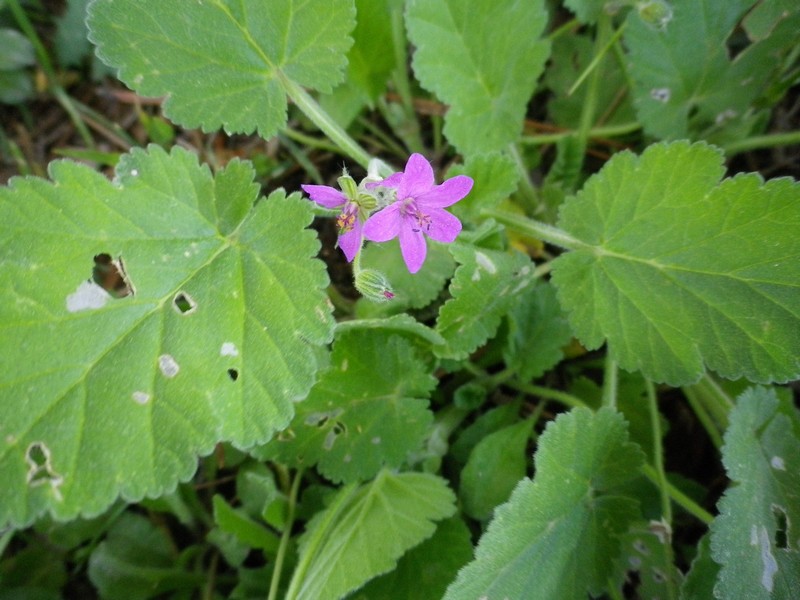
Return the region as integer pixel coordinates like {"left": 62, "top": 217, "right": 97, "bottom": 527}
{"left": 301, "top": 184, "right": 346, "bottom": 209}
{"left": 426, "top": 208, "right": 462, "bottom": 243}
{"left": 398, "top": 153, "right": 434, "bottom": 200}
{"left": 416, "top": 175, "right": 474, "bottom": 208}
{"left": 366, "top": 171, "right": 404, "bottom": 189}
{"left": 338, "top": 220, "right": 363, "bottom": 262}
{"left": 399, "top": 224, "right": 427, "bottom": 274}
{"left": 363, "top": 204, "right": 402, "bottom": 242}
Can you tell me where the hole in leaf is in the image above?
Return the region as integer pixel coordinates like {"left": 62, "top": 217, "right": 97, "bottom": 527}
{"left": 25, "top": 441, "right": 63, "bottom": 495}
{"left": 173, "top": 292, "right": 197, "bottom": 314}
{"left": 92, "top": 253, "right": 135, "bottom": 298}
{"left": 772, "top": 505, "right": 788, "bottom": 549}
{"left": 227, "top": 368, "right": 239, "bottom": 381}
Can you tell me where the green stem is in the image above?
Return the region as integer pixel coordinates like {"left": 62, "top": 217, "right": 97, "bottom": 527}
{"left": 284, "top": 482, "right": 360, "bottom": 600}
{"left": 520, "top": 122, "right": 641, "bottom": 146}
{"left": 280, "top": 75, "right": 376, "bottom": 172}
{"left": 508, "top": 380, "right": 589, "bottom": 410}
{"left": 640, "top": 464, "right": 714, "bottom": 525}
{"left": 601, "top": 356, "right": 618, "bottom": 409}
{"left": 682, "top": 374, "right": 733, "bottom": 448}
{"left": 567, "top": 21, "right": 626, "bottom": 98}
{"left": 480, "top": 209, "right": 584, "bottom": 250}
{"left": 6, "top": 0, "right": 95, "bottom": 148}
{"left": 389, "top": 7, "right": 425, "bottom": 154}
{"left": 508, "top": 142, "right": 540, "bottom": 215}
{"left": 721, "top": 130, "right": 800, "bottom": 155}
{"left": 268, "top": 469, "right": 304, "bottom": 600}
{"left": 645, "top": 379, "right": 672, "bottom": 524}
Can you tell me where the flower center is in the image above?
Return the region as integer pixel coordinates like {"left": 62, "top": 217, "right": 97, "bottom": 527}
{"left": 400, "top": 199, "right": 431, "bottom": 233}
{"left": 336, "top": 203, "right": 358, "bottom": 234}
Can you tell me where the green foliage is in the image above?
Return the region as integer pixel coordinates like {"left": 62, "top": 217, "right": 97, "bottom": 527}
{"left": 625, "top": 0, "right": 800, "bottom": 141}
{"left": 459, "top": 417, "right": 534, "bottom": 520}
{"left": 87, "top": 512, "right": 187, "bottom": 600}
{"left": 446, "top": 152, "right": 520, "bottom": 222}
{"left": 710, "top": 387, "right": 800, "bottom": 599}
{"left": 2, "top": 0, "right": 800, "bottom": 597}
{"left": 552, "top": 141, "right": 800, "bottom": 385}
{"left": 503, "top": 282, "right": 573, "bottom": 381}
{"left": 289, "top": 470, "right": 456, "bottom": 600}
{"left": 320, "top": 0, "right": 403, "bottom": 127}
{"left": 0, "top": 145, "right": 334, "bottom": 527}
{"left": 0, "top": 27, "right": 34, "bottom": 103}
{"left": 435, "top": 244, "right": 535, "bottom": 359}
{"left": 445, "top": 407, "right": 646, "bottom": 599}
{"left": 87, "top": 0, "right": 356, "bottom": 136}
{"left": 257, "top": 329, "right": 435, "bottom": 483}
{"left": 406, "top": 0, "right": 550, "bottom": 157}
{"left": 350, "top": 516, "right": 473, "bottom": 600}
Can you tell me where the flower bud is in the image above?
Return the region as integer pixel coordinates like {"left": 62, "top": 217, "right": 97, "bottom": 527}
{"left": 337, "top": 174, "right": 359, "bottom": 200}
{"left": 354, "top": 269, "right": 395, "bottom": 302}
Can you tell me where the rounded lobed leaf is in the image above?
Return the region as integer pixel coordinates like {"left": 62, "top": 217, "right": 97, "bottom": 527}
{"left": 0, "top": 145, "right": 334, "bottom": 527}
{"left": 87, "top": 0, "right": 356, "bottom": 136}
{"left": 551, "top": 141, "right": 800, "bottom": 385}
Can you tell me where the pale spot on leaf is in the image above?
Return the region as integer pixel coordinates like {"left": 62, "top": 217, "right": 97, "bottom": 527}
{"left": 220, "top": 342, "right": 239, "bottom": 357}
{"left": 66, "top": 280, "right": 111, "bottom": 312}
{"left": 475, "top": 251, "right": 497, "bottom": 274}
{"left": 158, "top": 354, "right": 180, "bottom": 378}
{"left": 750, "top": 524, "right": 777, "bottom": 592}
{"left": 132, "top": 391, "right": 150, "bottom": 405}
{"left": 770, "top": 456, "right": 785, "bottom": 470}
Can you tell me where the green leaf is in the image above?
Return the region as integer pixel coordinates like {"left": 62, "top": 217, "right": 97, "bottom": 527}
{"left": 212, "top": 495, "right": 280, "bottom": 553}
{"left": 710, "top": 387, "right": 800, "bottom": 599}
{"left": 87, "top": 512, "right": 187, "bottom": 600}
{"left": 625, "top": 0, "right": 800, "bottom": 139}
{"left": 257, "top": 329, "right": 435, "bottom": 483}
{"left": 446, "top": 152, "right": 519, "bottom": 223}
{"left": 444, "top": 407, "right": 645, "bottom": 600}
{"left": 87, "top": 0, "right": 355, "bottom": 136}
{"left": 320, "top": 0, "right": 402, "bottom": 127}
{"left": 681, "top": 533, "right": 719, "bottom": 600}
{"left": 54, "top": 0, "right": 92, "bottom": 68}
{"left": 613, "top": 521, "right": 683, "bottom": 598}
{"left": 0, "top": 29, "right": 35, "bottom": 70}
{"left": 551, "top": 141, "right": 800, "bottom": 385}
{"left": 349, "top": 516, "right": 473, "bottom": 600}
{"left": 435, "top": 244, "right": 535, "bottom": 359}
{"left": 405, "top": 0, "right": 549, "bottom": 156}
{"left": 335, "top": 314, "right": 446, "bottom": 348}
{"left": 358, "top": 238, "right": 455, "bottom": 313}
{"left": 503, "top": 282, "right": 573, "bottom": 381}
{"left": 563, "top": 0, "right": 608, "bottom": 24}
{"left": 459, "top": 418, "right": 533, "bottom": 521}
{"left": 0, "top": 146, "right": 333, "bottom": 527}
{"left": 290, "top": 470, "right": 456, "bottom": 600}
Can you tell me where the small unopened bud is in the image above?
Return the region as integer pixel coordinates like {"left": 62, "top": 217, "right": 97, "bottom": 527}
{"left": 338, "top": 175, "right": 358, "bottom": 200}
{"left": 354, "top": 269, "right": 395, "bottom": 302}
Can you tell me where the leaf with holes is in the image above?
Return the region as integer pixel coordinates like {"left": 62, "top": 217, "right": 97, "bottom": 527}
{"left": 710, "top": 387, "right": 800, "bottom": 599}
{"left": 444, "top": 407, "right": 645, "bottom": 600}
{"left": 255, "top": 328, "right": 436, "bottom": 483}
{"left": 551, "top": 141, "right": 800, "bottom": 385}
{"left": 87, "top": 0, "right": 355, "bottom": 136}
{"left": 0, "top": 145, "right": 333, "bottom": 527}
{"left": 405, "top": 0, "right": 549, "bottom": 157}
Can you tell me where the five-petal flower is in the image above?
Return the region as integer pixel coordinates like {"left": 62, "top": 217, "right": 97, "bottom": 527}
{"left": 301, "top": 183, "right": 364, "bottom": 262}
{"left": 363, "top": 154, "right": 473, "bottom": 273}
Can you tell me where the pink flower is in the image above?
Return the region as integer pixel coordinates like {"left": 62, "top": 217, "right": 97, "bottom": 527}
{"left": 363, "top": 154, "right": 473, "bottom": 273}
{"left": 301, "top": 182, "right": 363, "bottom": 262}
